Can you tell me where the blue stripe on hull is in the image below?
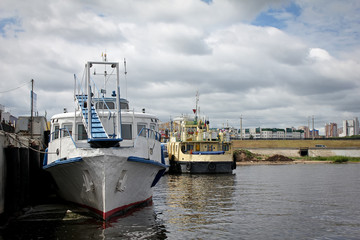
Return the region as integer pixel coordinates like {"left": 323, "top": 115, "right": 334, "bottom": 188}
{"left": 191, "top": 151, "right": 225, "bottom": 155}
{"left": 127, "top": 156, "right": 168, "bottom": 169}
{"left": 43, "top": 157, "right": 83, "bottom": 170}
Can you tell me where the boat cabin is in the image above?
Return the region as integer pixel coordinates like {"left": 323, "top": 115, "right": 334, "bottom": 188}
{"left": 49, "top": 97, "right": 159, "bottom": 148}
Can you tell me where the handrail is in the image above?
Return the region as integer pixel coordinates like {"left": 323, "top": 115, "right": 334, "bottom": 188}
{"left": 90, "top": 77, "right": 113, "bottom": 120}
{"left": 74, "top": 74, "right": 87, "bottom": 102}
{"left": 138, "top": 127, "right": 162, "bottom": 142}
{"left": 74, "top": 74, "right": 89, "bottom": 131}
{"left": 49, "top": 127, "right": 78, "bottom": 148}
{"left": 74, "top": 61, "right": 122, "bottom": 141}
{"left": 74, "top": 77, "right": 113, "bottom": 139}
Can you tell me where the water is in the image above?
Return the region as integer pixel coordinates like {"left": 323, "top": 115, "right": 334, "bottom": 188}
{"left": 1, "top": 164, "right": 360, "bottom": 240}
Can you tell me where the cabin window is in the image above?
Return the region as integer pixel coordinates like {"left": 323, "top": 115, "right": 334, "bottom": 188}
{"left": 121, "top": 124, "right": 132, "bottom": 140}
{"left": 120, "top": 102, "right": 129, "bottom": 110}
{"left": 222, "top": 143, "right": 229, "bottom": 151}
{"left": 77, "top": 124, "right": 88, "bottom": 140}
{"left": 150, "top": 123, "right": 156, "bottom": 131}
{"left": 63, "top": 124, "right": 72, "bottom": 137}
{"left": 196, "top": 144, "right": 200, "bottom": 151}
{"left": 187, "top": 145, "right": 194, "bottom": 151}
{"left": 137, "top": 123, "right": 146, "bottom": 137}
{"left": 96, "top": 101, "right": 115, "bottom": 109}
{"left": 54, "top": 125, "right": 60, "bottom": 140}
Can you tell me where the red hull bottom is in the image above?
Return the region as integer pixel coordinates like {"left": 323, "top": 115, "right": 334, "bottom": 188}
{"left": 78, "top": 196, "right": 153, "bottom": 221}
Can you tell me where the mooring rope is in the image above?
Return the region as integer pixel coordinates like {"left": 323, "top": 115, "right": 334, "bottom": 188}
{"left": 1, "top": 131, "right": 56, "bottom": 154}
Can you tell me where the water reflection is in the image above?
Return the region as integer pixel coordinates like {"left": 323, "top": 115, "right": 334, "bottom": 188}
{"left": 0, "top": 200, "right": 167, "bottom": 240}
{"left": 2, "top": 165, "right": 360, "bottom": 240}
{"left": 156, "top": 174, "right": 236, "bottom": 233}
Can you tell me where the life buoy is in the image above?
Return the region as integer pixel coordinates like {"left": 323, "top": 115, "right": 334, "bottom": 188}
{"left": 208, "top": 163, "right": 216, "bottom": 171}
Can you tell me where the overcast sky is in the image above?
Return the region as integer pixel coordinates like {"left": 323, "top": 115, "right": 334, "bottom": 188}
{"left": 1, "top": 0, "right": 359, "bottom": 134}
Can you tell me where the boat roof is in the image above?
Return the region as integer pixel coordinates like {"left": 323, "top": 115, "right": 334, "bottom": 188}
{"left": 50, "top": 110, "right": 158, "bottom": 120}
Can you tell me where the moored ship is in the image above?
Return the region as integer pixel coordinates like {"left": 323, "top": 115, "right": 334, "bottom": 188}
{"left": 43, "top": 59, "right": 167, "bottom": 220}
{"left": 167, "top": 93, "right": 236, "bottom": 174}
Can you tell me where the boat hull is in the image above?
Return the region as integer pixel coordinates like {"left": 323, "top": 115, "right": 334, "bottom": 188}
{"left": 169, "top": 160, "right": 235, "bottom": 174}
{"left": 45, "top": 154, "right": 164, "bottom": 220}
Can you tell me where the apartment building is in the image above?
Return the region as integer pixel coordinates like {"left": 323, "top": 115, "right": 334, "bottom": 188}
{"left": 239, "top": 127, "right": 304, "bottom": 139}
{"left": 340, "top": 117, "right": 359, "bottom": 137}
{"left": 325, "top": 123, "right": 338, "bottom": 138}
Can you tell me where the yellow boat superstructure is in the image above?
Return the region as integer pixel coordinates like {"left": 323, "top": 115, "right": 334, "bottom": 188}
{"left": 167, "top": 117, "right": 236, "bottom": 174}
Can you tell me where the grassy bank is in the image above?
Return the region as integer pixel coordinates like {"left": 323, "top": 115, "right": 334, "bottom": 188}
{"left": 233, "top": 149, "right": 360, "bottom": 164}
{"left": 296, "top": 156, "right": 360, "bottom": 163}
{"left": 232, "top": 139, "right": 360, "bottom": 149}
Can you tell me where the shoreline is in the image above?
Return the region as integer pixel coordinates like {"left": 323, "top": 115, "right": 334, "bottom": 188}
{"left": 236, "top": 160, "right": 333, "bottom": 165}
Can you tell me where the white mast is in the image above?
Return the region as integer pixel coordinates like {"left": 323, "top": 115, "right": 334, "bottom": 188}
{"left": 124, "top": 58, "right": 127, "bottom": 100}
{"left": 195, "top": 91, "right": 199, "bottom": 122}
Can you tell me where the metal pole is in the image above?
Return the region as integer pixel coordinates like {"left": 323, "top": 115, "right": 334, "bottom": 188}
{"left": 240, "top": 115, "right": 243, "bottom": 140}
{"left": 87, "top": 62, "right": 92, "bottom": 138}
{"left": 312, "top": 115, "right": 315, "bottom": 140}
{"left": 124, "top": 58, "right": 127, "bottom": 100}
{"left": 30, "top": 79, "right": 34, "bottom": 139}
{"left": 116, "top": 63, "right": 122, "bottom": 139}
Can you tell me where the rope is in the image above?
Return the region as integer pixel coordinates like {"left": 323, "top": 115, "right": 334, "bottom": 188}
{"left": 0, "top": 80, "right": 31, "bottom": 94}
{"left": 2, "top": 131, "right": 56, "bottom": 154}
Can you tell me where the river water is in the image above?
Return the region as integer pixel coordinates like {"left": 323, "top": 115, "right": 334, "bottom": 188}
{"left": 1, "top": 164, "right": 360, "bottom": 240}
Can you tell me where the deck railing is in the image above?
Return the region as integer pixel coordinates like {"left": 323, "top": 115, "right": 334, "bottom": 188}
{"left": 49, "top": 127, "right": 78, "bottom": 157}
{"left": 138, "top": 128, "right": 162, "bottom": 142}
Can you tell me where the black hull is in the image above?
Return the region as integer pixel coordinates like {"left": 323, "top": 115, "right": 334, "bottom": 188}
{"left": 168, "top": 160, "right": 235, "bottom": 174}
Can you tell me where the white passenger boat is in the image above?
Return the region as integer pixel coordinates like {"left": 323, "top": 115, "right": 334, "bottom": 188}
{"left": 43, "top": 59, "right": 167, "bottom": 220}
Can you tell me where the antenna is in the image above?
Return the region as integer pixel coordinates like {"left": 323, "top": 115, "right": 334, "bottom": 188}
{"left": 124, "top": 58, "right": 127, "bottom": 99}
{"left": 195, "top": 90, "right": 199, "bottom": 121}
{"left": 102, "top": 52, "right": 107, "bottom": 96}
{"left": 102, "top": 52, "right": 107, "bottom": 62}
{"left": 240, "top": 115, "right": 243, "bottom": 140}
{"left": 30, "top": 79, "right": 34, "bottom": 139}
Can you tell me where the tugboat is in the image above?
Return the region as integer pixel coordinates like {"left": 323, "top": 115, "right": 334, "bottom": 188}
{"left": 43, "top": 57, "right": 167, "bottom": 220}
{"left": 167, "top": 92, "right": 235, "bottom": 174}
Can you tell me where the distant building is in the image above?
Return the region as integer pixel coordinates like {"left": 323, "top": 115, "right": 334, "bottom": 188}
{"left": 0, "top": 104, "right": 17, "bottom": 132}
{"left": 239, "top": 127, "right": 304, "bottom": 139}
{"left": 310, "top": 129, "right": 319, "bottom": 139}
{"left": 337, "top": 128, "right": 343, "bottom": 136}
{"left": 15, "top": 116, "right": 48, "bottom": 141}
{"left": 325, "top": 123, "right": 338, "bottom": 138}
{"left": 298, "top": 126, "right": 311, "bottom": 139}
{"left": 340, "top": 117, "right": 359, "bottom": 137}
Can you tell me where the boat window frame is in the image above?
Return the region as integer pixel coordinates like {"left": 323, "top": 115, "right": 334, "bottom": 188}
{"left": 53, "top": 124, "right": 60, "bottom": 140}
{"left": 62, "top": 123, "right": 73, "bottom": 137}
{"left": 186, "top": 144, "right": 194, "bottom": 152}
{"left": 137, "top": 123, "right": 147, "bottom": 137}
{"left": 95, "top": 101, "right": 115, "bottom": 110}
{"left": 77, "top": 123, "right": 88, "bottom": 140}
{"left": 121, "top": 123, "right": 132, "bottom": 140}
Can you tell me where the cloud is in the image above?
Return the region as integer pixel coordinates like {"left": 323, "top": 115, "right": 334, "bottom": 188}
{"left": 0, "top": 0, "right": 359, "bottom": 134}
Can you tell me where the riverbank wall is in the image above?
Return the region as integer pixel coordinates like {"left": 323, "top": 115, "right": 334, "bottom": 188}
{"left": 232, "top": 139, "right": 360, "bottom": 157}
{"left": 237, "top": 148, "right": 360, "bottom": 157}
{"left": 0, "top": 131, "right": 52, "bottom": 225}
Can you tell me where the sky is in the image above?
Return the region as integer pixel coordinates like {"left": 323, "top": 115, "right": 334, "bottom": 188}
{"left": 1, "top": 0, "right": 360, "bottom": 134}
